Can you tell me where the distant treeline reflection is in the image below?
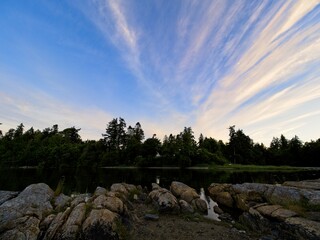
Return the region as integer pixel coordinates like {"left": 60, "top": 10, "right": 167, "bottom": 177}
{"left": 1, "top": 167, "right": 320, "bottom": 194}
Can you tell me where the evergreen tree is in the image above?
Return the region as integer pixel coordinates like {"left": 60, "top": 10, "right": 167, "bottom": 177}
{"left": 102, "top": 117, "right": 127, "bottom": 152}
{"left": 227, "top": 126, "right": 255, "bottom": 164}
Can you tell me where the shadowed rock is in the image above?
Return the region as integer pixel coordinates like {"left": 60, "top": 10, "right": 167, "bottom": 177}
{"left": 208, "top": 184, "right": 234, "bottom": 208}
{"left": 59, "top": 203, "right": 86, "bottom": 240}
{"left": 209, "top": 179, "right": 320, "bottom": 239}
{"left": 93, "top": 195, "right": 124, "bottom": 214}
{"left": 171, "top": 181, "right": 207, "bottom": 213}
{"left": 179, "top": 199, "right": 194, "bottom": 213}
{"left": 82, "top": 209, "right": 119, "bottom": 240}
{"left": 0, "top": 183, "right": 54, "bottom": 240}
{"left": 282, "top": 217, "right": 320, "bottom": 240}
{"left": 149, "top": 186, "right": 180, "bottom": 213}
{"left": 93, "top": 187, "right": 107, "bottom": 196}
{"left": 53, "top": 193, "right": 71, "bottom": 211}
{"left": 42, "top": 207, "right": 72, "bottom": 240}
{"left": 110, "top": 183, "right": 137, "bottom": 198}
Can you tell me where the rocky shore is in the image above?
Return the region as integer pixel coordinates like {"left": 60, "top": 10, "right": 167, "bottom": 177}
{"left": 1, "top": 179, "right": 320, "bottom": 239}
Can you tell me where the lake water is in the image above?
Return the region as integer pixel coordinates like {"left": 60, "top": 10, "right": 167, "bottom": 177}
{"left": 1, "top": 167, "right": 320, "bottom": 195}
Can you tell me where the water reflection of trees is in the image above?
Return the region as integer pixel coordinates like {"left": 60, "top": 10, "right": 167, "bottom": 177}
{"left": 1, "top": 168, "right": 320, "bottom": 194}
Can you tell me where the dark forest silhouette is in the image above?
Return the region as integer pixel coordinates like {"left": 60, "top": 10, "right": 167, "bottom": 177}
{"left": 0, "top": 118, "right": 319, "bottom": 169}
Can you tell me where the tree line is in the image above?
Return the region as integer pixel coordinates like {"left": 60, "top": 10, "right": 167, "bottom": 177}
{"left": 0, "top": 118, "right": 319, "bottom": 169}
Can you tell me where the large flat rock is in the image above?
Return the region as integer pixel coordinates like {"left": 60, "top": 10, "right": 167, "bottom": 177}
{"left": 283, "top": 179, "right": 320, "bottom": 190}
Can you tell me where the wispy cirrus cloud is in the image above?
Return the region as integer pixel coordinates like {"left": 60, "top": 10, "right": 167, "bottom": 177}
{"left": 193, "top": 0, "right": 320, "bottom": 143}
{"left": 79, "top": 0, "right": 177, "bottom": 111}
{"left": 161, "top": 1, "right": 276, "bottom": 108}
{"left": 107, "top": 1, "right": 138, "bottom": 53}
{"left": 75, "top": 0, "right": 320, "bottom": 143}
{"left": 0, "top": 83, "right": 112, "bottom": 140}
{"left": 7, "top": 0, "right": 315, "bottom": 143}
{"left": 82, "top": 0, "right": 139, "bottom": 68}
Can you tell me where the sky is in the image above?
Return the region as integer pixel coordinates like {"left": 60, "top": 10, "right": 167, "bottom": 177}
{"left": 0, "top": 0, "right": 319, "bottom": 145}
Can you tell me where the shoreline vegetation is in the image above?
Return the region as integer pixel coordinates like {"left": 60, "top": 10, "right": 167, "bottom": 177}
{"left": 1, "top": 117, "right": 320, "bottom": 170}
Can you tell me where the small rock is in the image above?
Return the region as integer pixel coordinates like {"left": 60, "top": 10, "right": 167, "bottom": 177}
{"left": 193, "top": 198, "right": 207, "bottom": 214}
{"left": 213, "top": 205, "right": 223, "bottom": 214}
{"left": 152, "top": 183, "right": 161, "bottom": 190}
{"left": 133, "top": 194, "right": 138, "bottom": 201}
{"left": 122, "top": 183, "right": 137, "bottom": 193}
{"left": 149, "top": 187, "right": 180, "bottom": 213}
{"left": 239, "top": 212, "right": 271, "bottom": 233}
{"left": 106, "top": 191, "right": 117, "bottom": 198}
{"left": 215, "top": 191, "right": 234, "bottom": 208}
{"left": 82, "top": 209, "right": 119, "bottom": 240}
{"left": 43, "top": 207, "right": 72, "bottom": 240}
{"left": 179, "top": 199, "right": 194, "bottom": 213}
{"left": 180, "top": 189, "right": 199, "bottom": 203}
{"left": 110, "top": 183, "right": 129, "bottom": 196}
{"left": 110, "top": 183, "right": 137, "bottom": 199}
{"left": 40, "top": 214, "right": 56, "bottom": 231}
{"left": 208, "top": 183, "right": 232, "bottom": 197}
{"left": 144, "top": 214, "right": 159, "bottom": 221}
{"left": 94, "top": 187, "right": 107, "bottom": 196}
{"left": 71, "top": 194, "right": 91, "bottom": 208}
{"left": 271, "top": 208, "right": 297, "bottom": 221}
{"left": 59, "top": 203, "right": 86, "bottom": 240}
{"left": 138, "top": 192, "right": 148, "bottom": 202}
{"left": 219, "top": 213, "right": 233, "bottom": 222}
{"left": 93, "top": 195, "right": 124, "bottom": 214}
{"left": 248, "top": 207, "right": 263, "bottom": 219}
{"left": 170, "top": 182, "right": 192, "bottom": 197}
{"left": 38, "top": 214, "right": 56, "bottom": 239}
{"left": 53, "top": 193, "right": 71, "bottom": 211}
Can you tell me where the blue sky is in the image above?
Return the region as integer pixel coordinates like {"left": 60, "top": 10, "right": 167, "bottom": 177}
{"left": 0, "top": 0, "right": 319, "bottom": 144}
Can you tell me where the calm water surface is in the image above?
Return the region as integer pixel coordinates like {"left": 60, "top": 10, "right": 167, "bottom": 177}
{"left": 1, "top": 167, "right": 320, "bottom": 195}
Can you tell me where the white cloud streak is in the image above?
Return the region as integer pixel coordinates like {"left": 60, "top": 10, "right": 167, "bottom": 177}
{"left": 193, "top": 0, "right": 320, "bottom": 143}
{"left": 108, "top": 0, "right": 138, "bottom": 53}
{"left": 86, "top": 0, "right": 139, "bottom": 66}
{"left": 81, "top": 0, "right": 320, "bottom": 144}
{"left": 79, "top": 0, "right": 179, "bottom": 111}
{"left": 0, "top": 89, "right": 111, "bottom": 140}
{"left": 5, "top": 1, "right": 317, "bottom": 144}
